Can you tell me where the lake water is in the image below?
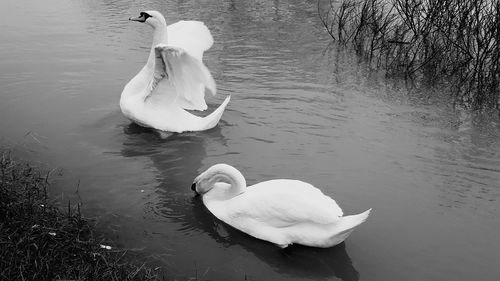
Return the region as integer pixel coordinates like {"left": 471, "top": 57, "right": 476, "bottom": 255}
{"left": 1, "top": 0, "right": 499, "bottom": 280}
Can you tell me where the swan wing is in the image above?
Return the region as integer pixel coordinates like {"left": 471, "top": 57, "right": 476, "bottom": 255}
{"left": 151, "top": 45, "right": 216, "bottom": 111}
{"left": 227, "top": 180, "right": 344, "bottom": 228}
{"left": 166, "top": 20, "right": 214, "bottom": 61}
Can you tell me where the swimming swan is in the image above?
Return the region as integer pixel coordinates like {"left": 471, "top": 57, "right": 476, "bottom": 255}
{"left": 120, "top": 11, "right": 230, "bottom": 133}
{"left": 191, "top": 164, "right": 371, "bottom": 248}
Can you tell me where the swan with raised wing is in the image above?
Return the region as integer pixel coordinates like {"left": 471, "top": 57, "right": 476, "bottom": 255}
{"left": 120, "top": 11, "right": 230, "bottom": 133}
{"left": 191, "top": 164, "right": 371, "bottom": 248}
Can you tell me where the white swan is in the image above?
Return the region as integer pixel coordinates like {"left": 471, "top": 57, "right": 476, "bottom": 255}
{"left": 191, "top": 164, "right": 371, "bottom": 248}
{"left": 120, "top": 11, "right": 230, "bottom": 133}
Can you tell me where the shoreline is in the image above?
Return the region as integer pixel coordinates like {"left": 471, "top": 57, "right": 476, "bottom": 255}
{"left": 0, "top": 150, "right": 165, "bottom": 281}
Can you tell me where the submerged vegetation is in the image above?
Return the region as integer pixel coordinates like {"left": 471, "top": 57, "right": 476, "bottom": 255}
{"left": 319, "top": 0, "right": 500, "bottom": 109}
{"left": 0, "top": 151, "right": 164, "bottom": 281}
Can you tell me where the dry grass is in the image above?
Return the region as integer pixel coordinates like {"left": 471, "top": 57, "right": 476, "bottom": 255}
{"left": 0, "top": 151, "right": 165, "bottom": 281}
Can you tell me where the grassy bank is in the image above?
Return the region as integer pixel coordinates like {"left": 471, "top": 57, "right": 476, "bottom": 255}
{"left": 0, "top": 151, "right": 164, "bottom": 281}
{"left": 319, "top": 0, "right": 500, "bottom": 109}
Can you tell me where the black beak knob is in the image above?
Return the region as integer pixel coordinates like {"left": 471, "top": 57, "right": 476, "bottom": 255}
{"left": 191, "top": 183, "right": 196, "bottom": 191}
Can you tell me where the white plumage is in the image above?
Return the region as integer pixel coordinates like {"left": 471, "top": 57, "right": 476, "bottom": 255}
{"left": 120, "top": 11, "right": 230, "bottom": 133}
{"left": 192, "top": 164, "right": 371, "bottom": 248}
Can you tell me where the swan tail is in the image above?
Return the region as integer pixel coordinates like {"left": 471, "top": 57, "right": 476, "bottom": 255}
{"left": 338, "top": 209, "right": 371, "bottom": 232}
{"left": 202, "top": 95, "right": 231, "bottom": 129}
{"left": 330, "top": 209, "right": 371, "bottom": 244}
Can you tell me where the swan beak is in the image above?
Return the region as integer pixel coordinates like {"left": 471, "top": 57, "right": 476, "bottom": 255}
{"left": 129, "top": 15, "right": 146, "bottom": 22}
{"left": 191, "top": 183, "right": 198, "bottom": 193}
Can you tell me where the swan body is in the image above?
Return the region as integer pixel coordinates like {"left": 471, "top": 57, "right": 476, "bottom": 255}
{"left": 121, "top": 11, "right": 230, "bottom": 133}
{"left": 192, "top": 164, "right": 371, "bottom": 248}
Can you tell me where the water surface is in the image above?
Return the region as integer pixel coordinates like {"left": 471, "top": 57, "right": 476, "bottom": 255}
{"left": 1, "top": 0, "right": 499, "bottom": 280}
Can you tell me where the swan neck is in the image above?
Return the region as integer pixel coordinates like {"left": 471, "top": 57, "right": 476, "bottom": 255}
{"left": 146, "top": 24, "right": 167, "bottom": 69}
{"left": 213, "top": 170, "right": 246, "bottom": 197}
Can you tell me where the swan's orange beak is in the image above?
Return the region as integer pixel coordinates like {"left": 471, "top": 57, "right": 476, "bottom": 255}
{"left": 129, "top": 14, "right": 146, "bottom": 22}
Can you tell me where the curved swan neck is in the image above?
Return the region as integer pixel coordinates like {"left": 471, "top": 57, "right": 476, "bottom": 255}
{"left": 204, "top": 164, "right": 247, "bottom": 197}
{"left": 122, "top": 18, "right": 167, "bottom": 100}
{"left": 214, "top": 172, "right": 246, "bottom": 196}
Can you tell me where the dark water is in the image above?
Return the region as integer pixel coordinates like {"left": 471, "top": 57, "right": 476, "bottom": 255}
{"left": 1, "top": 0, "right": 500, "bottom": 280}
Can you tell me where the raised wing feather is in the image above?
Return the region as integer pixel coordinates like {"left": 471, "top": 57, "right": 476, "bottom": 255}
{"left": 153, "top": 45, "right": 216, "bottom": 111}
{"left": 166, "top": 20, "right": 214, "bottom": 61}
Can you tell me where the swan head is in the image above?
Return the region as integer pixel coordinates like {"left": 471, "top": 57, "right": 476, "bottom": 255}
{"left": 191, "top": 164, "right": 246, "bottom": 195}
{"left": 129, "top": 10, "right": 166, "bottom": 29}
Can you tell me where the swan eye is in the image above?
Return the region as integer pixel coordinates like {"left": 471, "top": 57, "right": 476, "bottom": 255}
{"left": 140, "top": 12, "right": 152, "bottom": 20}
